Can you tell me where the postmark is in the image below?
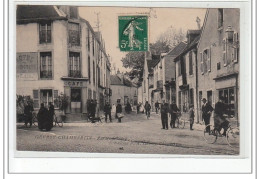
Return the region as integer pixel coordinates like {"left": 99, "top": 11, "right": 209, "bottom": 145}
{"left": 118, "top": 15, "right": 148, "bottom": 51}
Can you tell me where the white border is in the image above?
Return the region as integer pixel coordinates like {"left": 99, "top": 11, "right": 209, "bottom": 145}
{"left": 6, "top": 0, "right": 254, "bottom": 174}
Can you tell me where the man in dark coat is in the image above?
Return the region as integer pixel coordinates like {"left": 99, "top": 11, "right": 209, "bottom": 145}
{"left": 24, "top": 101, "right": 34, "bottom": 127}
{"left": 214, "top": 96, "right": 229, "bottom": 136}
{"left": 169, "top": 102, "right": 180, "bottom": 128}
{"left": 37, "top": 103, "right": 52, "bottom": 131}
{"left": 161, "top": 100, "right": 169, "bottom": 130}
{"left": 116, "top": 102, "right": 123, "bottom": 123}
{"left": 48, "top": 102, "right": 55, "bottom": 123}
{"left": 144, "top": 101, "right": 151, "bottom": 117}
{"left": 104, "top": 101, "right": 112, "bottom": 122}
{"left": 202, "top": 98, "right": 214, "bottom": 132}
{"left": 155, "top": 101, "right": 159, "bottom": 114}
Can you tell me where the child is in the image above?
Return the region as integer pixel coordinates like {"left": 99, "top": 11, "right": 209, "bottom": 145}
{"left": 189, "top": 105, "right": 195, "bottom": 130}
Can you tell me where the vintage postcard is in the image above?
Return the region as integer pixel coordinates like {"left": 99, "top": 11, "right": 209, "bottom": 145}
{"left": 15, "top": 5, "right": 241, "bottom": 156}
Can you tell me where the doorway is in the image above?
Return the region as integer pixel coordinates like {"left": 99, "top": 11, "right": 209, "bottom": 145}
{"left": 40, "top": 89, "right": 53, "bottom": 108}
{"left": 71, "top": 88, "right": 81, "bottom": 113}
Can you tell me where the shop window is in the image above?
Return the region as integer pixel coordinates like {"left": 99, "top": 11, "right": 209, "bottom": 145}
{"left": 219, "top": 88, "right": 235, "bottom": 117}
{"left": 68, "top": 22, "right": 80, "bottom": 46}
{"left": 69, "top": 52, "right": 81, "bottom": 78}
{"left": 40, "top": 89, "right": 53, "bottom": 108}
{"left": 39, "top": 22, "right": 51, "bottom": 44}
{"left": 218, "top": 9, "right": 224, "bottom": 29}
{"left": 33, "top": 90, "right": 39, "bottom": 108}
{"left": 40, "top": 52, "right": 52, "bottom": 79}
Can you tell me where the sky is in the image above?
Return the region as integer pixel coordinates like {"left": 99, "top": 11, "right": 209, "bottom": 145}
{"left": 79, "top": 7, "right": 206, "bottom": 72}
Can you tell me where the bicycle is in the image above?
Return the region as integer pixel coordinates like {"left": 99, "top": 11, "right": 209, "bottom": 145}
{"left": 203, "top": 124, "right": 239, "bottom": 148}
{"left": 53, "top": 113, "right": 63, "bottom": 127}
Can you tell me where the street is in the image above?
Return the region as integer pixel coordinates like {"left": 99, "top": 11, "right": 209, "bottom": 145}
{"left": 16, "top": 112, "right": 239, "bottom": 155}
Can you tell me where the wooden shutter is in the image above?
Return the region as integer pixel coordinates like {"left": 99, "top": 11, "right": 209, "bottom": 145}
{"left": 233, "top": 32, "right": 239, "bottom": 63}
{"left": 33, "top": 90, "right": 39, "bottom": 108}
{"left": 207, "top": 48, "right": 211, "bottom": 72}
{"left": 223, "top": 38, "right": 227, "bottom": 66}
{"left": 200, "top": 52, "right": 204, "bottom": 74}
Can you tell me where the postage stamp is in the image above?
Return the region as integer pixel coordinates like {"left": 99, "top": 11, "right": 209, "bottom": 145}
{"left": 118, "top": 16, "right": 148, "bottom": 51}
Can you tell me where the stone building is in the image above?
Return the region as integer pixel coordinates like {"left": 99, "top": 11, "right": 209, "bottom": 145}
{"left": 197, "top": 8, "right": 240, "bottom": 124}
{"left": 152, "top": 42, "right": 187, "bottom": 107}
{"left": 174, "top": 30, "right": 201, "bottom": 120}
{"left": 16, "top": 5, "right": 111, "bottom": 117}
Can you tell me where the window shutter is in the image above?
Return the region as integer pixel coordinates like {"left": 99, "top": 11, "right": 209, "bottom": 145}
{"left": 233, "top": 32, "right": 239, "bottom": 63}
{"left": 223, "top": 39, "right": 227, "bottom": 66}
{"left": 200, "top": 52, "right": 204, "bottom": 74}
{"left": 207, "top": 48, "right": 211, "bottom": 72}
{"left": 33, "top": 90, "right": 39, "bottom": 108}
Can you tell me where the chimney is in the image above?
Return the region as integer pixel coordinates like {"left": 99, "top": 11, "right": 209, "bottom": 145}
{"left": 196, "top": 17, "right": 201, "bottom": 30}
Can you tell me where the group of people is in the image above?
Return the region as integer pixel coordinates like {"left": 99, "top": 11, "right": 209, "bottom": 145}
{"left": 23, "top": 101, "right": 55, "bottom": 131}
{"left": 87, "top": 99, "right": 97, "bottom": 119}
{"left": 103, "top": 101, "right": 123, "bottom": 123}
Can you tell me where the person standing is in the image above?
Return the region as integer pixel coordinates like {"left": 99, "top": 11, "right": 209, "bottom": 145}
{"left": 116, "top": 101, "right": 123, "bottom": 123}
{"left": 169, "top": 101, "right": 180, "bottom": 128}
{"left": 161, "top": 100, "right": 169, "bottom": 130}
{"left": 189, "top": 105, "right": 195, "bottom": 130}
{"left": 201, "top": 98, "right": 214, "bottom": 132}
{"left": 37, "top": 103, "right": 52, "bottom": 131}
{"left": 24, "top": 101, "right": 34, "bottom": 127}
{"left": 144, "top": 101, "right": 151, "bottom": 118}
{"left": 155, "top": 101, "right": 159, "bottom": 114}
{"left": 104, "top": 101, "right": 112, "bottom": 122}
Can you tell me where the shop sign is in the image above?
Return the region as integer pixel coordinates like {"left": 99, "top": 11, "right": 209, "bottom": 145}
{"left": 17, "top": 73, "right": 38, "bottom": 81}
{"left": 16, "top": 52, "right": 38, "bottom": 80}
{"left": 64, "top": 81, "right": 86, "bottom": 87}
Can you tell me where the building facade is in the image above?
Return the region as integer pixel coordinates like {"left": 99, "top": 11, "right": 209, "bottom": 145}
{"left": 174, "top": 30, "right": 200, "bottom": 120}
{"left": 197, "top": 8, "right": 240, "bottom": 124}
{"left": 110, "top": 73, "right": 138, "bottom": 107}
{"left": 16, "top": 5, "right": 111, "bottom": 116}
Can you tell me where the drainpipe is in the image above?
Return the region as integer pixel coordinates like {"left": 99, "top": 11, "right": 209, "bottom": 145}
{"left": 195, "top": 49, "right": 199, "bottom": 123}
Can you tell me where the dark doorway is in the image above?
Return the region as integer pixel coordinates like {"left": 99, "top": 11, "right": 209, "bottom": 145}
{"left": 71, "top": 88, "right": 81, "bottom": 113}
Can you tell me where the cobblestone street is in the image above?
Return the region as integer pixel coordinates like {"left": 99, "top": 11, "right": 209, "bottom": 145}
{"left": 16, "top": 112, "right": 239, "bottom": 155}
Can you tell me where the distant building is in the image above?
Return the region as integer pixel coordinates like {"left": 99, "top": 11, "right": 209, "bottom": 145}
{"left": 16, "top": 5, "right": 111, "bottom": 116}
{"left": 152, "top": 42, "right": 187, "bottom": 108}
{"left": 110, "top": 72, "right": 138, "bottom": 107}
{"left": 197, "top": 8, "right": 240, "bottom": 124}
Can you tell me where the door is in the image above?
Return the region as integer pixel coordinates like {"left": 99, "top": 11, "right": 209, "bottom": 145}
{"left": 40, "top": 89, "right": 53, "bottom": 108}
{"left": 71, "top": 88, "right": 82, "bottom": 113}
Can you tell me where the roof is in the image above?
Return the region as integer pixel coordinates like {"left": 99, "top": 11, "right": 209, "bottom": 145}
{"left": 174, "top": 34, "right": 201, "bottom": 62}
{"left": 167, "top": 41, "right": 187, "bottom": 57}
{"left": 110, "top": 74, "right": 136, "bottom": 87}
{"left": 147, "top": 55, "right": 161, "bottom": 73}
{"left": 17, "top": 5, "right": 67, "bottom": 24}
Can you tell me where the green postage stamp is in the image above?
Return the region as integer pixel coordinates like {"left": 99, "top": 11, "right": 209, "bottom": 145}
{"left": 118, "top": 16, "right": 148, "bottom": 51}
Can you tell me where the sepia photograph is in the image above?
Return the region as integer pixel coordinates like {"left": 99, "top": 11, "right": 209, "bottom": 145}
{"left": 15, "top": 5, "right": 241, "bottom": 156}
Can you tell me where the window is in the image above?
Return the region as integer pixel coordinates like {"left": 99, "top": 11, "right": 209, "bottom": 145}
{"left": 69, "top": 52, "right": 81, "bottom": 77}
{"left": 218, "top": 9, "right": 224, "bottom": 29}
{"left": 68, "top": 22, "right": 80, "bottom": 46}
{"left": 182, "top": 90, "right": 188, "bottom": 112}
{"left": 88, "top": 56, "right": 91, "bottom": 83}
{"left": 233, "top": 32, "right": 239, "bottom": 63}
{"left": 219, "top": 88, "right": 235, "bottom": 117}
{"left": 178, "top": 91, "right": 181, "bottom": 110}
{"left": 203, "top": 49, "right": 208, "bottom": 73}
{"left": 217, "top": 62, "right": 221, "bottom": 70}
{"left": 87, "top": 29, "right": 90, "bottom": 51}
{"left": 189, "top": 88, "right": 194, "bottom": 106}
{"left": 189, "top": 51, "right": 193, "bottom": 75}
{"left": 93, "top": 61, "right": 95, "bottom": 84}
{"left": 33, "top": 90, "right": 39, "bottom": 108}
{"left": 200, "top": 52, "right": 204, "bottom": 74}
{"left": 53, "top": 90, "right": 59, "bottom": 108}
{"left": 40, "top": 89, "right": 53, "bottom": 108}
{"left": 39, "top": 22, "right": 51, "bottom": 43}
{"left": 223, "top": 38, "right": 227, "bottom": 66}
{"left": 92, "top": 37, "right": 95, "bottom": 56}
{"left": 40, "top": 52, "right": 52, "bottom": 79}
{"left": 88, "top": 89, "right": 92, "bottom": 99}
{"left": 207, "top": 90, "right": 213, "bottom": 106}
